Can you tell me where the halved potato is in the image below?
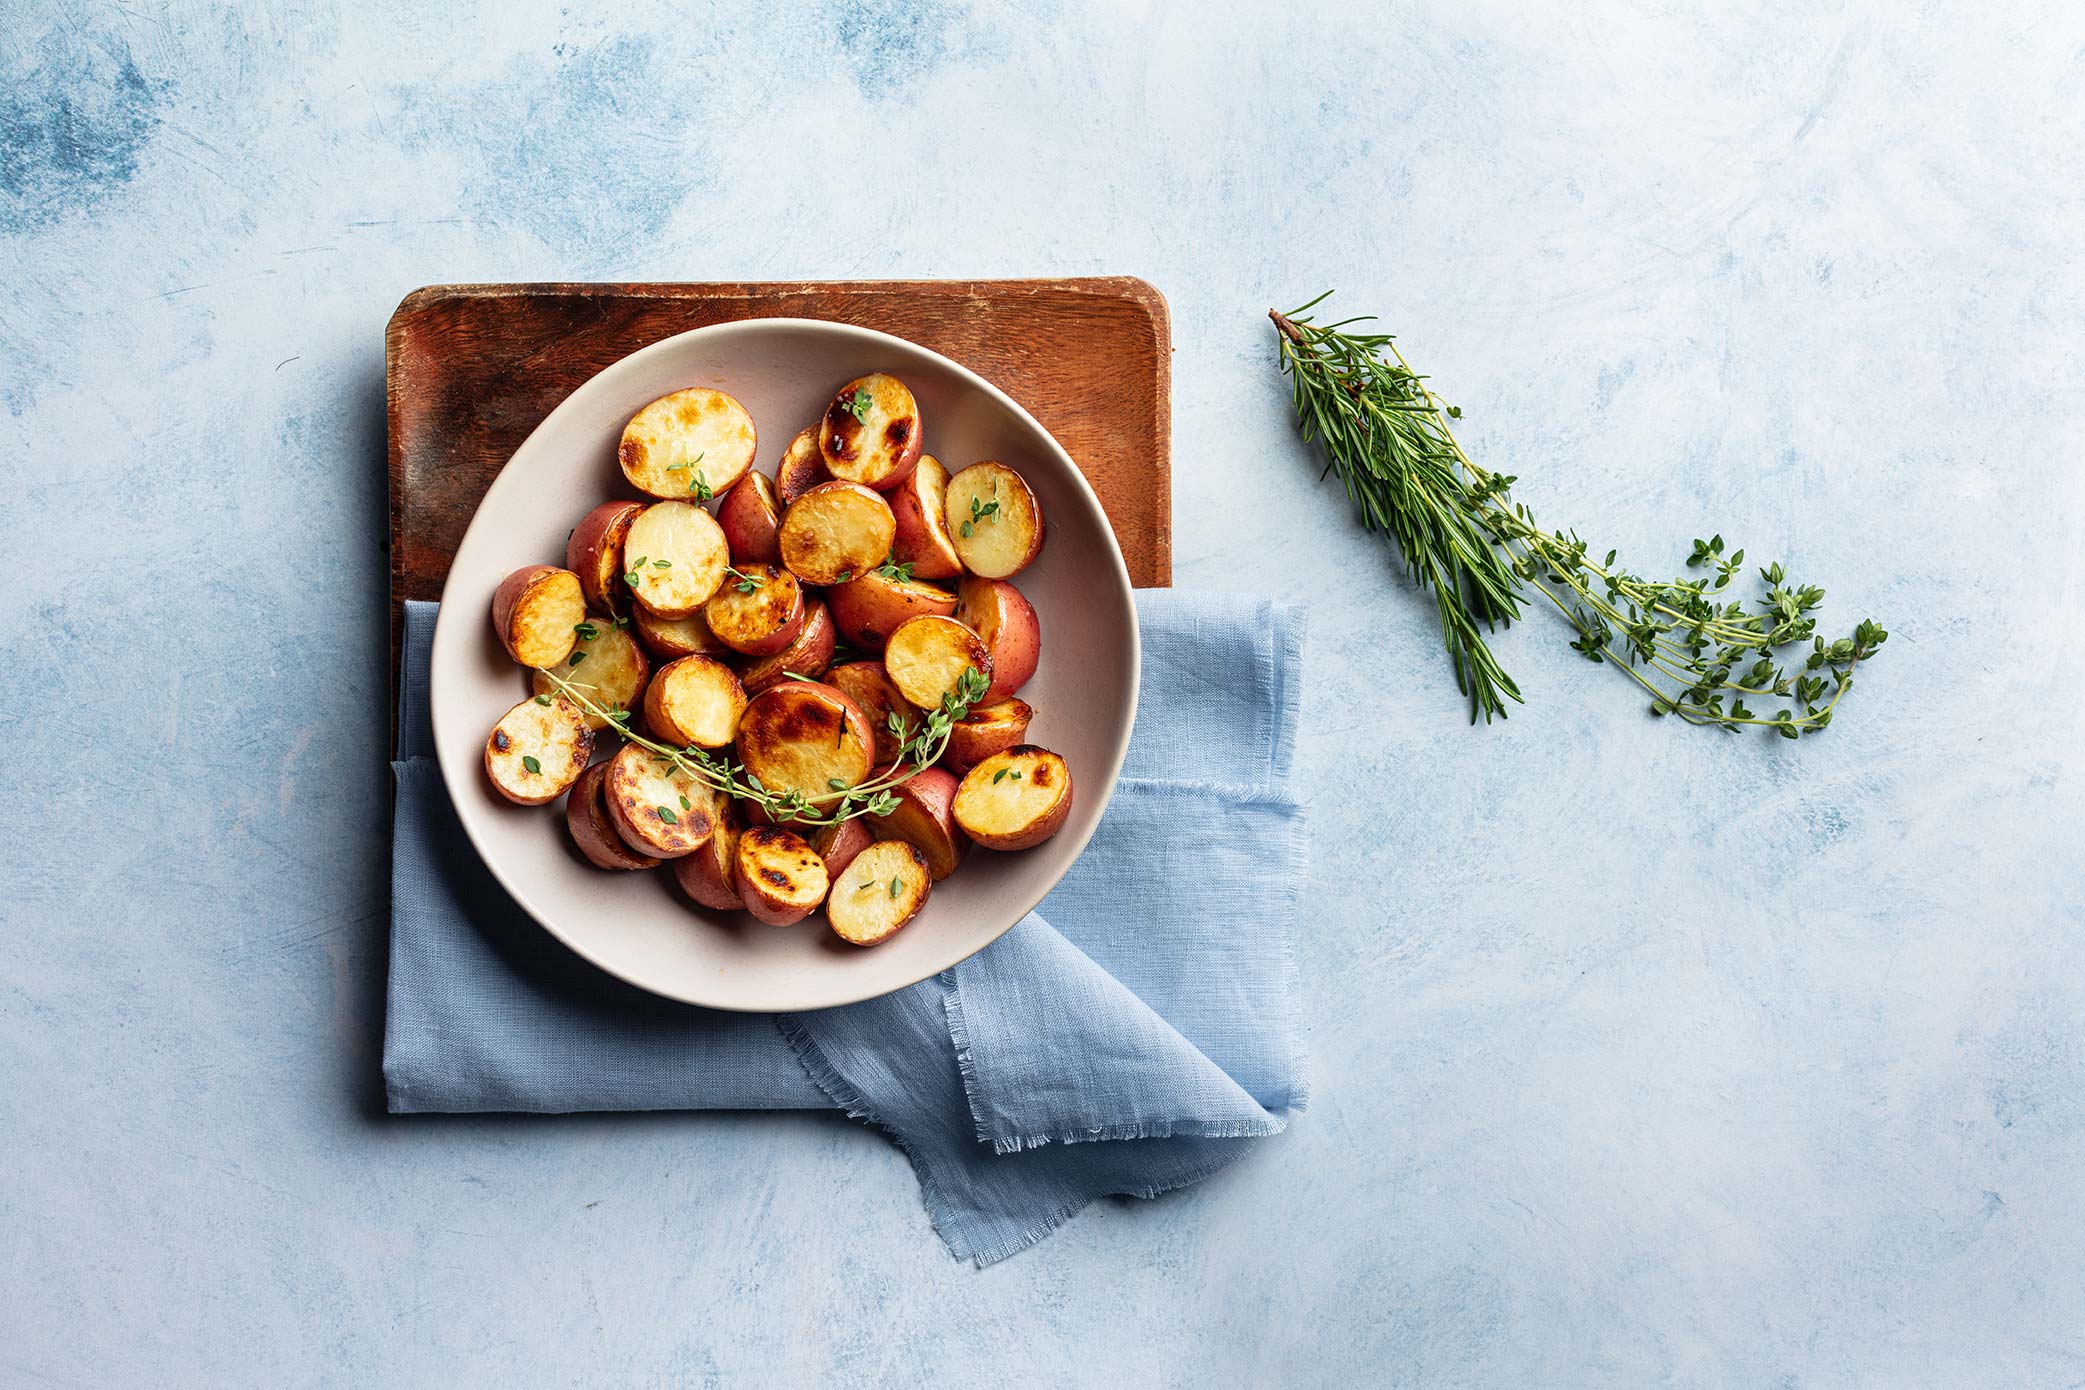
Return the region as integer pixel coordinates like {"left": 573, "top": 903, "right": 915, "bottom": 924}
{"left": 884, "top": 614, "right": 990, "bottom": 711}
{"left": 623, "top": 501, "right": 730, "bottom": 619}
{"left": 824, "top": 660, "right": 920, "bottom": 765}
{"left": 826, "top": 840, "right": 932, "bottom": 946}
{"left": 739, "top": 600, "right": 836, "bottom": 692}
{"left": 865, "top": 765, "right": 967, "bottom": 880}
{"left": 603, "top": 742, "right": 716, "bottom": 859}
{"left": 808, "top": 816, "right": 874, "bottom": 880}
{"left": 492, "top": 565, "right": 587, "bottom": 668}
{"left": 888, "top": 453, "right": 962, "bottom": 580}
{"left": 778, "top": 481, "right": 896, "bottom": 586}
{"left": 565, "top": 501, "right": 646, "bottom": 615}
{"left": 953, "top": 746, "right": 1073, "bottom": 850}
{"left": 484, "top": 695, "right": 591, "bottom": 805}
{"left": 945, "top": 462, "right": 1044, "bottom": 579}
{"left": 775, "top": 426, "right": 831, "bottom": 505}
{"left": 618, "top": 387, "right": 757, "bottom": 500}
{"left": 672, "top": 792, "right": 743, "bottom": 909}
{"left": 735, "top": 826, "right": 829, "bottom": 926}
{"left": 631, "top": 604, "right": 730, "bottom": 661}
{"left": 736, "top": 681, "right": 874, "bottom": 801}
{"left": 954, "top": 576, "right": 1040, "bottom": 705}
{"left": 642, "top": 655, "right": 747, "bottom": 749}
{"left": 940, "top": 698, "right": 1033, "bottom": 775}
{"left": 532, "top": 619, "right": 650, "bottom": 730}
{"left": 818, "top": 373, "right": 923, "bottom": 491}
{"left": 717, "top": 470, "right": 783, "bottom": 566}
{"left": 827, "top": 570, "right": 958, "bottom": 650}
{"left": 703, "top": 563, "right": 804, "bottom": 658}
{"left": 566, "top": 762, "right": 662, "bottom": 871}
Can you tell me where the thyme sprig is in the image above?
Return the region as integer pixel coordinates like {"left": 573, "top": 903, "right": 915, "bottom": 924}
{"left": 539, "top": 664, "right": 988, "bottom": 824}
{"left": 1272, "top": 294, "right": 1885, "bottom": 736}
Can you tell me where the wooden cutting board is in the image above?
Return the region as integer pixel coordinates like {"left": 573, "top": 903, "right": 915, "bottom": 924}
{"left": 386, "top": 276, "right": 1173, "bottom": 710}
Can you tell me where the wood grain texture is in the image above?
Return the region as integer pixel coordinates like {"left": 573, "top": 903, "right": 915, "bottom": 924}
{"left": 386, "top": 278, "right": 1173, "bottom": 698}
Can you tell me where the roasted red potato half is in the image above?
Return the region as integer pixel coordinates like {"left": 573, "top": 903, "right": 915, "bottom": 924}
{"left": 735, "top": 680, "right": 874, "bottom": 802}
{"left": 808, "top": 816, "right": 874, "bottom": 881}
{"left": 492, "top": 565, "right": 587, "bottom": 669}
{"left": 603, "top": 742, "right": 717, "bottom": 859}
{"left": 631, "top": 604, "right": 730, "bottom": 661}
{"left": 953, "top": 746, "right": 1072, "bottom": 851}
{"left": 530, "top": 618, "right": 650, "bottom": 732}
{"left": 939, "top": 698, "right": 1033, "bottom": 776}
{"left": 865, "top": 765, "right": 967, "bottom": 881}
{"left": 618, "top": 387, "right": 756, "bottom": 500}
{"left": 642, "top": 655, "right": 747, "bottom": 750}
{"left": 954, "top": 577, "right": 1039, "bottom": 705}
{"left": 739, "top": 600, "right": 837, "bottom": 693}
{"left": 823, "top": 661, "right": 920, "bottom": 765}
{"left": 565, "top": 501, "right": 645, "bottom": 616}
{"left": 945, "top": 462, "right": 1044, "bottom": 579}
{"left": 777, "top": 481, "right": 895, "bottom": 586}
{"left": 672, "top": 793, "right": 744, "bottom": 909}
{"left": 775, "top": 426, "right": 832, "bottom": 505}
{"left": 826, "top": 840, "right": 932, "bottom": 946}
{"left": 818, "top": 373, "right": 922, "bottom": 491}
{"left": 716, "top": 470, "right": 784, "bottom": 566}
{"left": 887, "top": 453, "right": 962, "bottom": 580}
{"left": 735, "top": 826, "right": 830, "bottom": 926}
{"left": 623, "top": 501, "right": 731, "bottom": 619}
{"left": 703, "top": 563, "right": 804, "bottom": 658}
{"left": 826, "top": 570, "right": 958, "bottom": 650}
{"left": 884, "top": 614, "right": 990, "bottom": 711}
{"left": 485, "top": 695, "right": 591, "bottom": 805}
{"left": 567, "top": 762, "right": 662, "bottom": 871}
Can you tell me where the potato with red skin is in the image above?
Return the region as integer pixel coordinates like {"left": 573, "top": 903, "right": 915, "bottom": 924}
{"left": 819, "top": 373, "right": 922, "bottom": 491}
{"left": 807, "top": 817, "right": 874, "bottom": 880}
{"left": 775, "top": 426, "right": 831, "bottom": 505}
{"left": 735, "top": 826, "right": 829, "bottom": 926}
{"left": 888, "top": 453, "right": 962, "bottom": 580}
{"left": 736, "top": 681, "right": 874, "bottom": 802}
{"left": 618, "top": 387, "right": 756, "bottom": 500}
{"left": 492, "top": 565, "right": 586, "bottom": 668}
{"left": 866, "top": 766, "right": 968, "bottom": 881}
{"left": 717, "top": 471, "right": 783, "bottom": 566}
{"left": 827, "top": 570, "right": 958, "bottom": 649}
{"left": 532, "top": 619, "right": 650, "bottom": 730}
{"left": 567, "top": 762, "right": 661, "bottom": 871}
{"left": 945, "top": 462, "right": 1044, "bottom": 579}
{"left": 631, "top": 605, "right": 730, "bottom": 661}
{"left": 953, "top": 746, "right": 1073, "bottom": 850}
{"left": 603, "top": 742, "right": 716, "bottom": 859}
{"left": 884, "top": 615, "right": 990, "bottom": 711}
{"left": 739, "top": 600, "right": 836, "bottom": 692}
{"left": 826, "top": 840, "right": 932, "bottom": 946}
{"left": 953, "top": 577, "right": 1040, "bottom": 705}
{"left": 623, "top": 501, "right": 730, "bottom": 619}
{"left": 940, "top": 698, "right": 1032, "bottom": 776}
{"left": 642, "top": 655, "right": 747, "bottom": 749}
{"left": 778, "top": 481, "right": 896, "bottom": 586}
{"left": 565, "top": 501, "right": 645, "bottom": 615}
{"left": 484, "top": 696, "right": 591, "bottom": 805}
{"left": 672, "top": 794, "right": 743, "bottom": 909}
{"left": 703, "top": 563, "right": 804, "bottom": 658}
{"left": 824, "top": 661, "right": 919, "bottom": 765}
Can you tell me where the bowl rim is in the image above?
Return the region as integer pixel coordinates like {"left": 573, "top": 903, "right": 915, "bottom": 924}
{"left": 427, "top": 316, "right": 1141, "bottom": 1011}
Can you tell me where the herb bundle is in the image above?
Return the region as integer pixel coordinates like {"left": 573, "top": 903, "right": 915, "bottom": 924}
{"left": 1272, "top": 294, "right": 1885, "bottom": 735}
{"left": 540, "top": 665, "right": 988, "bottom": 824}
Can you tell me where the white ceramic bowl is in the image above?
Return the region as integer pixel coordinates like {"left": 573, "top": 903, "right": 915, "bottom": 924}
{"left": 429, "top": 319, "right": 1139, "bottom": 1011}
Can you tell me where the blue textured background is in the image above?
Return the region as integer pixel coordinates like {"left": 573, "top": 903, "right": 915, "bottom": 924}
{"left": 4, "top": 1, "right": 2082, "bottom": 1383}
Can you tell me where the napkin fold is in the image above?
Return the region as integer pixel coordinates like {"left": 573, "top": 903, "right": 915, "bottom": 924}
{"left": 386, "top": 593, "right": 1307, "bottom": 1264}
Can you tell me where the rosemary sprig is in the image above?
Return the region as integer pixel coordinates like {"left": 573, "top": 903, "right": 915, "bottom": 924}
{"left": 539, "top": 665, "right": 988, "bottom": 823}
{"left": 1272, "top": 294, "right": 1885, "bottom": 736}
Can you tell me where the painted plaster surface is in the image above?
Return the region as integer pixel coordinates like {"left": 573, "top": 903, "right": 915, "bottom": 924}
{"left": 3, "top": 1, "right": 2082, "bottom": 1383}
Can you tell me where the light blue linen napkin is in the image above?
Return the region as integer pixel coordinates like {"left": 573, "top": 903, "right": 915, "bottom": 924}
{"left": 386, "top": 593, "right": 1307, "bottom": 1264}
